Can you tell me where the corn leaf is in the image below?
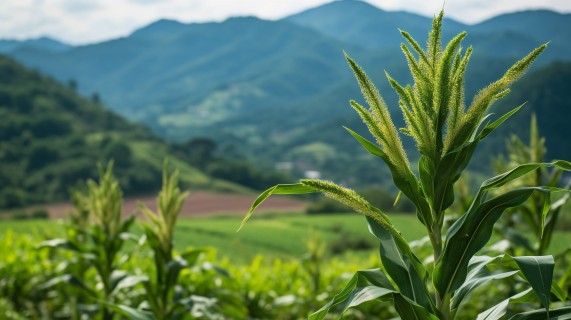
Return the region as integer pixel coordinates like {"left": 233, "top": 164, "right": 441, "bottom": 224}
{"left": 513, "top": 256, "right": 554, "bottom": 311}
{"left": 309, "top": 269, "right": 438, "bottom": 320}
{"left": 477, "top": 288, "right": 533, "bottom": 320}
{"left": 453, "top": 270, "right": 519, "bottom": 311}
{"left": 38, "top": 274, "right": 98, "bottom": 298}
{"left": 308, "top": 269, "right": 393, "bottom": 320}
{"left": 38, "top": 238, "right": 84, "bottom": 253}
{"left": 366, "top": 216, "right": 433, "bottom": 311}
{"left": 508, "top": 306, "right": 571, "bottom": 320}
{"left": 239, "top": 183, "right": 316, "bottom": 230}
{"left": 476, "top": 104, "right": 525, "bottom": 141}
{"left": 102, "top": 302, "right": 155, "bottom": 320}
{"left": 434, "top": 187, "right": 547, "bottom": 297}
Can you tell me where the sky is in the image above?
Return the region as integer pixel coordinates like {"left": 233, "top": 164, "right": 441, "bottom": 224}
{"left": 1, "top": 0, "right": 570, "bottom": 45}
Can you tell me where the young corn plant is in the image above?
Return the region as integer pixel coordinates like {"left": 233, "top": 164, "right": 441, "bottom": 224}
{"left": 138, "top": 162, "right": 192, "bottom": 318}
{"left": 241, "top": 11, "right": 571, "bottom": 319}
{"left": 40, "top": 163, "right": 138, "bottom": 320}
{"left": 493, "top": 115, "right": 570, "bottom": 256}
{"left": 120, "top": 162, "right": 243, "bottom": 320}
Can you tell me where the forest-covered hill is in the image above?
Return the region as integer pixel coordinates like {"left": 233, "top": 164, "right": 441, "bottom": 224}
{"left": 0, "top": 56, "right": 290, "bottom": 209}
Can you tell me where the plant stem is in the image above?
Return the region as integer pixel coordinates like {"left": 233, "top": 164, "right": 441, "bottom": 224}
{"left": 429, "top": 226, "right": 443, "bottom": 262}
{"left": 436, "top": 292, "right": 452, "bottom": 320}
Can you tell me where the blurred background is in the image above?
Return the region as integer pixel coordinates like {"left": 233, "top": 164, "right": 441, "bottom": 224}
{"left": 0, "top": 0, "right": 570, "bottom": 214}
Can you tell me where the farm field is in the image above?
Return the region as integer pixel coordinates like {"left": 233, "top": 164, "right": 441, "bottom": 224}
{"left": 3, "top": 212, "right": 571, "bottom": 264}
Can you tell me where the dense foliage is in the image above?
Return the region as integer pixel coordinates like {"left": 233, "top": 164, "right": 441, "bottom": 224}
{"left": 0, "top": 166, "right": 394, "bottom": 319}
{"left": 0, "top": 56, "right": 159, "bottom": 208}
{"left": 0, "top": 56, "right": 289, "bottom": 209}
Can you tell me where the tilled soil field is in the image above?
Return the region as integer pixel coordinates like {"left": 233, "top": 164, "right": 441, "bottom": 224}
{"left": 42, "top": 192, "right": 306, "bottom": 219}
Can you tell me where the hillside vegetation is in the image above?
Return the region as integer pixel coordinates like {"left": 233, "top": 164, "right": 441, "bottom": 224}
{"left": 0, "top": 56, "right": 290, "bottom": 209}
{"left": 5, "top": 1, "right": 571, "bottom": 187}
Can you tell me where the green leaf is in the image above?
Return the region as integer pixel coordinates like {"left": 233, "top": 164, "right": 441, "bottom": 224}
{"left": 509, "top": 306, "right": 571, "bottom": 320}
{"left": 112, "top": 275, "right": 148, "bottom": 294}
{"left": 38, "top": 274, "right": 98, "bottom": 297}
{"left": 308, "top": 269, "right": 391, "bottom": 320}
{"left": 366, "top": 216, "right": 433, "bottom": 311}
{"left": 344, "top": 126, "right": 386, "bottom": 159}
{"left": 102, "top": 302, "right": 155, "bottom": 320}
{"left": 477, "top": 288, "right": 533, "bottom": 320}
{"left": 513, "top": 256, "right": 554, "bottom": 312}
{"left": 480, "top": 161, "right": 571, "bottom": 194}
{"left": 476, "top": 104, "right": 525, "bottom": 141}
{"left": 344, "top": 286, "right": 394, "bottom": 310}
{"left": 239, "top": 183, "right": 316, "bottom": 230}
{"left": 453, "top": 270, "right": 519, "bottom": 311}
{"left": 435, "top": 161, "right": 571, "bottom": 298}
{"left": 419, "top": 155, "right": 435, "bottom": 201}
{"left": 309, "top": 269, "right": 437, "bottom": 320}
{"left": 37, "top": 239, "right": 83, "bottom": 252}
{"left": 166, "top": 257, "right": 188, "bottom": 289}
{"left": 393, "top": 295, "right": 440, "bottom": 320}
{"left": 551, "top": 281, "right": 567, "bottom": 302}
{"left": 539, "top": 194, "right": 551, "bottom": 239}
{"left": 432, "top": 141, "right": 478, "bottom": 218}
{"left": 181, "top": 248, "right": 208, "bottom": 267}
{"left": 434, "top": 187, "right": 543, "bottom": 297}
{"left": 201, "top": 262, "right": 231, "bottom": 278}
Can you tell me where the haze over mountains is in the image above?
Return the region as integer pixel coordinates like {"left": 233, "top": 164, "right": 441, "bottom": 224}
{"left": 3, "top": 0, "right": 571, "bottom": 185}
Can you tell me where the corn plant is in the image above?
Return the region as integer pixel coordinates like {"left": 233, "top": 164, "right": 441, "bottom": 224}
{"left": 493, "top": 114, "right": 570, "bottom": 256}
{"left": 242, "top": 11, "right": 571, "bottom": 319}
{"left": 137, "top": 162, "right": 192, "bottom": 318}
{"left": 301, "top": 230, "right": 326, "bottom": 295}
{"left": 40, "top": 163, "right": 138, "bottom": 320}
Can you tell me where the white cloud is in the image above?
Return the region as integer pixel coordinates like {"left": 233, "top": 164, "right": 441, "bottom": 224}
{"left": 0, "top": 0, "right": 569, "bottom": 44}
{"left": 369, "top": 0, "right": 571, "bottom": 24}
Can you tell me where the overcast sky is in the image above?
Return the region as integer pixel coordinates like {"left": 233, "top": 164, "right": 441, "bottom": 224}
{"left": 2, "top": 0, "right": 570, "bottom": 45}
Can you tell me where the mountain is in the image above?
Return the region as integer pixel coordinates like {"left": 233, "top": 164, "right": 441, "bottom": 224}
{"left": 285, "top": 0, "right": 466, "bottom": 49}
{"left": 490, "top": 61, "right": 571, "bottom": 161}
{"left": 470, "top": 10, "right": 571, "bottom": 61}
{"left": 0, "top": 56, "right": 248, "bottom": 209}
{"left": 472, "top": 10, "right": 571, "bottom": 45}
{"left": 0, "top": 37, "right": 71, "bottom": 54}
{"left": 10, "top": 17, "right": 355, "bottom": 139}
{"left": 285, "top": 1, "right": 571, "bottom": 61}
{"left": 4, "top": 1, "right": 571, "bottom": 187}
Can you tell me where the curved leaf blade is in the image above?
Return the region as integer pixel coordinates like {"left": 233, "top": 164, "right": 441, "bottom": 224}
{"left": 309, "top": 269, "right": 437, "bottom": 320}
{"left": 477, "top": 288, "right": 533, "bottom": 320}
{"left": 509, "top": 306, "right": 571, "bottom": 320}
{"left": 513, "top": 256, "right": 554, "bottom": 312}
{"left": 434, "top": 188, "right": 540, "bottom": 297}
{"left": 367, "top": 216, "right": 433, "bottom": 311}
{"left": 239, "top": 183, "right": 316, "bottom": 230}
{"left": 308, "top": 269, "right": 393, "bottom": 320}
{"left": 102, "top": 302, "right": 155, "bottom": 320}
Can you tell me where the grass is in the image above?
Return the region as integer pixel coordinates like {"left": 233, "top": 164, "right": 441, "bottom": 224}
{"left": 2, "top": 213, "right": 570, "bottom": 263}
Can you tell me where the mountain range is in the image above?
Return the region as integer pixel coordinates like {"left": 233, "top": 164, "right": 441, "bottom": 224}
{"left": 0, "top": 36, "right": 70, "bottom": 54}
{"left": 0, "top": 56, "right": 277, "bottom": 209}
{"left": 3, "top": 0, "right": 571, "bottom": 186}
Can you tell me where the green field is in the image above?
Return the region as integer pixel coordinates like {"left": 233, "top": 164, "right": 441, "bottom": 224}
{"left": 2, "top": 213, "right": 571, "bottom": 264}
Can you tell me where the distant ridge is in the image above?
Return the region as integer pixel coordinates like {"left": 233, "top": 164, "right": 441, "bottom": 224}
{"left": 0, "top": 36, "right": 70, "bottom": 53}
{"left": 3, "top": 0, "right": 570, "bottom": 186}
